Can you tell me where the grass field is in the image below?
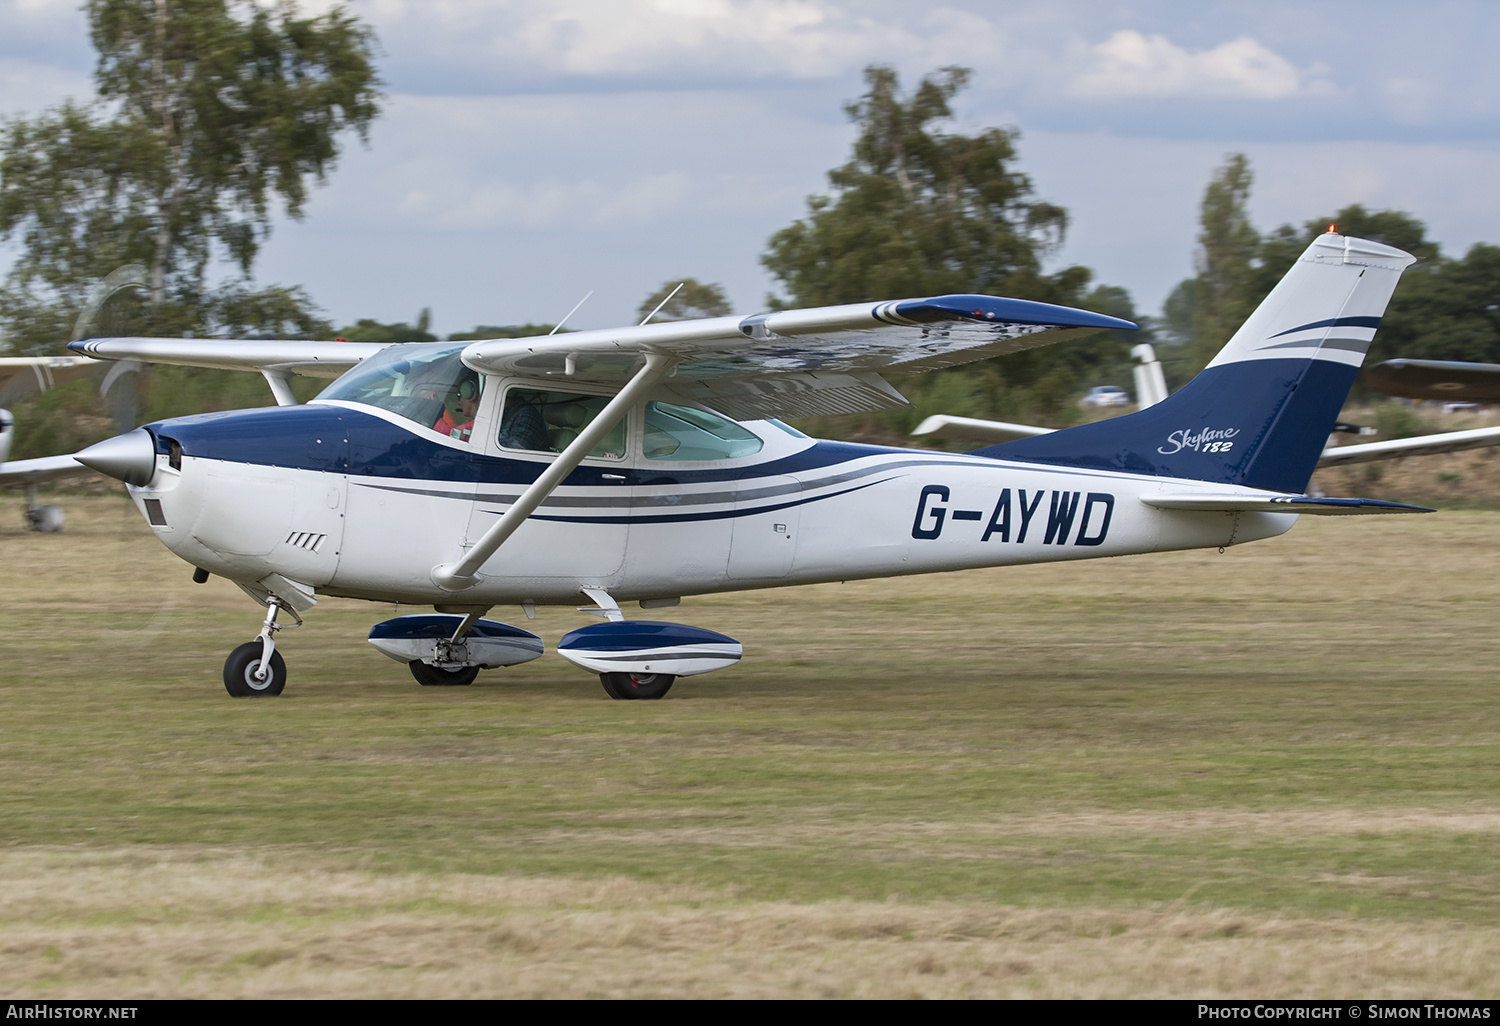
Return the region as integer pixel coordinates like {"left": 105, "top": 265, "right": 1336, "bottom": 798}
{"left": 1, "top": 492, "right": 1498, "bottom": 998}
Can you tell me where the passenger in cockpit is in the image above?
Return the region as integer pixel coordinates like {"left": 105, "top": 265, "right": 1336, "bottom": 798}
{"left": 433, "top": 374, "right": 480, "bottom": 443}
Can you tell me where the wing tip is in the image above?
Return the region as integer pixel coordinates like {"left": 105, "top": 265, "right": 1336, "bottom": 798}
{"left": 895, "top": 295, "right": 1137, "bottom": 332}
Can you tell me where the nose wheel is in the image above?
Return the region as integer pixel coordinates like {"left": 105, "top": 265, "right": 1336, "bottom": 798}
{"left": 223, "top": 598, "right": 299, "bottom": 697}
{"left": 224, "top": 642, "right": 287, "bottom": 696}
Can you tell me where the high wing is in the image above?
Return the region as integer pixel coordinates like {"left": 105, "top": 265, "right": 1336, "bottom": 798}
{"left": 67, "top": 337, "right": 391, "bottom": 406}
{"left": 460, "top": 295, "right": 1135, "bottom": 421}
{"left": 67, "top": 337, "right": 389, "bottom": 377}
{"left": 1364, "top": 359, "right": 1500, "bottom": 401}
{"left": 65, "top": 297, "right": 1131, "bottom": 421}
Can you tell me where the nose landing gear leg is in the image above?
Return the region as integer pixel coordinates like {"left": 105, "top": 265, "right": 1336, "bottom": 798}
{"left": 223, "top": 599, "right": 301, "bottom": 697}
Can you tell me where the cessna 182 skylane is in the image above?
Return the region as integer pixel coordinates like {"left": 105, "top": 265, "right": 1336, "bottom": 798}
{"left": 2, "top": 232, "right": 1429, "bottom": 699}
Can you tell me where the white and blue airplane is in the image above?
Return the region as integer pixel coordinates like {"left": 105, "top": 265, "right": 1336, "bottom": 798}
{"left": 1, "top": 232, "right": 1432, "bottom": 699}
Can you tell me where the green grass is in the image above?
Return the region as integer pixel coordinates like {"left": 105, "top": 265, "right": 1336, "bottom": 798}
{"left": 1, "top": 496, "right": 1498, "bottom": 947}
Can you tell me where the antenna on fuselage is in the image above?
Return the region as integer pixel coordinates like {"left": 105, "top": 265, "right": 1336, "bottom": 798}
{"left": 549, "top": 291, "right": 594, "bottom": 336}
{"left": 638, "top": 283, "right": 684, "bottom": 326}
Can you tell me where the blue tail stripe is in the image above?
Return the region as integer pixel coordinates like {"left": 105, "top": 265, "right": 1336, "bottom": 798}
{"left": 1268, "top": 315, "right": 1381, "bottom": 338}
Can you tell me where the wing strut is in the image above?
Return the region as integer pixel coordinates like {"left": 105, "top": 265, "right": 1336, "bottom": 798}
{"left": 430, "top": 351, "right": 676, "bottom": 591}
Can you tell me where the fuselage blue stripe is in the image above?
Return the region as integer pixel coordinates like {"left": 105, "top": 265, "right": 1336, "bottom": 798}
{"left": 518, "top": 479, "right": 890, "bottom": 525}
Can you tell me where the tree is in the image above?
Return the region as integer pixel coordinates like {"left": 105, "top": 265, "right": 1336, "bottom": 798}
{"left": 447, "top": 324, "right": 568, "bottom": 341}
{"left": 636, "top": 279, "right": 731, "bottom": 323}
{"left": 762, "top": 65, "right": 1090, "bottom": 309}
{"left": 0, "top": 0, "right": 381, "bottom": 352}
{"left": 337, "top": 308, "right": 437, "bottom": 344}
{"left": 1190, "top": 153, "right": 1259, "bottom": 368}
{"left": 1164, "top": 153, "right": 1499, "bottom": 373}
{"left": 759, "top": 65, "right": 1133, "bottom": 437}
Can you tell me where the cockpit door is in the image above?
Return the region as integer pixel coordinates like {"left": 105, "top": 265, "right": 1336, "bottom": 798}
{"left": 462, "top": 381, "right": 630, "bottom": 580}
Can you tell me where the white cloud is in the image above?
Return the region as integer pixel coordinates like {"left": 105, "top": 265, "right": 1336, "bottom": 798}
{"left": 1072, "top": 30, "right": 1319, "bottom": 101}
{"left": 354, "top": 0, "right": 997, "bottom": 83}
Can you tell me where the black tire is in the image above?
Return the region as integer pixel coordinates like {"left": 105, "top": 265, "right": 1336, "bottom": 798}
{"left": 601, "top": 672, "right": 675, "bottom": 700}
{"left": 223, "top": 641, "right": 287, "bottom": 697}
{"left": 409, "top": 660, "right": 479, "bottom": 687}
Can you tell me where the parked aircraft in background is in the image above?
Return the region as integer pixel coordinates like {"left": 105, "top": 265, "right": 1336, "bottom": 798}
{"left": 0, "top": 267, "right": 149, "bottom": 530}
{"left": 5, "top": 233, "right": 1430, "bottom": 701}
{"left": 0, "top": 356, "right": 108, "bottom": 531}
{"left": 1363, "top": 358, "right": 1500, "bottom": 402}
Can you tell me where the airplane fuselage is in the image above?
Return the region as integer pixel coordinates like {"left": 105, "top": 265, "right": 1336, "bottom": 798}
{"left": 126, "top": 395, "right": 1295, "bottom": 609}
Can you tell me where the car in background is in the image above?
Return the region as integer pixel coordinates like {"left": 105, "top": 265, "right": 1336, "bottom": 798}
{"left": 1080, "top": 385, "right": 1130, "bottom": 408}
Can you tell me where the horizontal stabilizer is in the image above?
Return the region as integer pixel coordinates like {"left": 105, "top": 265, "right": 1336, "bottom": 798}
{"left": 0, "top": 453, "right": 89, "bottom": 486}
{"left": 1317, "top": 424, "right": 1500, "bottom": 467}
{"left": 1143, "top": 493, "right": 1432, "bottom": 515}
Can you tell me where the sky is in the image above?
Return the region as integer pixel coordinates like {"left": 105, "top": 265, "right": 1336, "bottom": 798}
{"left": 2, "top": 0, "right": 1499, "bottom": 335}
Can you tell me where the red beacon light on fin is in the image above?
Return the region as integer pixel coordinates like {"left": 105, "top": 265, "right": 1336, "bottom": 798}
{"left": 1327, "top": 224, "right": 1337, "bottom": 234}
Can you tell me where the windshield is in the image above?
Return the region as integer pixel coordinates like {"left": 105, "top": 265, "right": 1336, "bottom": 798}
{"left": 317, "top": 344, "right": 482, "bottom": 440}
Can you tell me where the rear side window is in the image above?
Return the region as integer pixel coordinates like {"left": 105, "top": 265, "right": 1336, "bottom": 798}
{"left": 643, "top": 402, "right": 762, "bottom": 461}
{"left": 498, "top": 388, "right": 626, "bottom": 460}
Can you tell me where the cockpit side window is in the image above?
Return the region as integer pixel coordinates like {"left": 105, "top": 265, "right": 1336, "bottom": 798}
{"left": 498, "top": 388, "right": 627, "bottom": 460}
{"left": 643, "top": 402, "right": 763, "bottom": 461}
{"left": 317, "top": 345, "right": 483, "bottom": 443}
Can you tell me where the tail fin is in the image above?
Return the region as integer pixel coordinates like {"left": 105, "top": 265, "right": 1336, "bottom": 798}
{"left": 981, "top": 233, "right": 1416, "bottom": 493}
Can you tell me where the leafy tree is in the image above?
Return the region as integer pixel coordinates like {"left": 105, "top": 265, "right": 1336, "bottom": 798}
{"left": 763, "top": 65, "right": 1090, "bottom": 309}
{"left": 0, "top": 0, "right": 380, "bottom": 353}
{"left": 763, "top": 65, "right": 1141, "bottom": 436}
{"left": 636, "top": 279, "right": 732, "bottom": 323}
{"left": 447, "top": 324, "right": 566, "bottom": 341}
{"left": 1165, "top": 155, "right": 1500, "bottom": 376}
{"left": 337, "top": 308, "right": 437, "bottom": 344}
{"left": 1190, "top": 153, "right": 1259, "bottom": 368}
{"left": 1368, "top": 241, "right": 1500, "bottom": 365}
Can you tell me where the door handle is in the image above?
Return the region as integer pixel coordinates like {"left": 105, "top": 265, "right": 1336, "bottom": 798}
{"left": 602, "top": 473, "right": 626, "bottom": 481}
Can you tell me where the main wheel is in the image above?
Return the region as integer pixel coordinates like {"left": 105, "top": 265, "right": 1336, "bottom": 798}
{"left": 223, "top": 641, "right": 287, "bottom": 697}
{"left": 26, "top": 504, "right": 64, "bottom": 533}
{"left": 409, "top": 661, "right": 479, "bottom": 687}
{"left": 600, "top": 672, "right": 675, "bottom": 700}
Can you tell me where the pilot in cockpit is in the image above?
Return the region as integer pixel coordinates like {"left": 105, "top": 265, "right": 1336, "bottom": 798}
{"left": 433, "top": 371, "right": 480, "bottom": 443}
